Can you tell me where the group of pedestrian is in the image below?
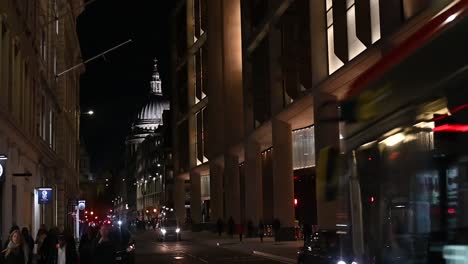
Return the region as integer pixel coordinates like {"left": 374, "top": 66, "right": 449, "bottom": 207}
{"left": 0, "top": 223, "right": 118, "bottom": 264}
{"left": 216, "top": 218, "right": 268, "bottom": 243}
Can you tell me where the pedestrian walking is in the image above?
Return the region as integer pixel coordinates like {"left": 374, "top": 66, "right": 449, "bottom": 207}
{"left": 21, "top": 228, "right": 34, "bottom": 264}
{"left": 247, "top": 221, "right": 253, "bottom": 237}
{"left": 3, "top": 226, "right": 20, "bottom": 250}
{"left": 216, "top": 218, "right": 224, "bottom": 236}
{"left": 227, "top": 217, "right": 235, "bottom": 239}
{"left": 273, "top": 218, "right": 281, "bottom": 243}
{"left": 303, "top": 223, "right": 312, "bottom": 242}
{"left": 43, "top": 228, "right": 59, "bottom": 264}
{"left": 56, "top": 232, "right": 78, "bottom": 264}
{"left": 1, "top": 230, "right": 27, "bottom": 264}
{"left": 35, "top": 227, "right": 48, "bottom": 264}
{"left": 237, "top": 223, "right": 244, "bottom": 243}
{"left": 92, "top": 224, "right": 116, "bottom": 264}
{"left": 79, "top": 227, "right": 96, "bottom": 264}
{"left": 258, "top": 221, "right": 265, "bottom": 243}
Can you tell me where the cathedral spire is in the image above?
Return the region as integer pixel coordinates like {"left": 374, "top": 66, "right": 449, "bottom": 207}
{"left": 150, "top": 58, "right": 162, "bottom": 96}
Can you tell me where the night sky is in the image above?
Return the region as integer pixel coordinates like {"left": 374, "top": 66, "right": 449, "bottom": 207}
{"left": 77, "top": 0, "right": 175, "bottom": 173}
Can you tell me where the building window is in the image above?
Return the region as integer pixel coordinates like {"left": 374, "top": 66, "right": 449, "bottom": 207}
{"left": 326, "top": 0, "right": 381, "bottom": 74}
{"left": 193, "top": 0, "right": 207, "bottom": 40}
{"left": 292, "top": 126, "right": 315, "bottom": 170}
{"left": 201, "top": 175, "right": 210, "bottom": 198}
{"left": 194, "top": 48, "right": 207, "bottom": 104}
{"left": 196, "top": 107, "right": 208, "bottom": 165}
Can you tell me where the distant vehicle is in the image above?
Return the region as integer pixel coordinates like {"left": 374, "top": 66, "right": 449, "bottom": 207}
{"left": 157, "top": 219, "right": 181, "bottom": 242}
{"left": 297, "top": 230, "right": 358, "bottom": 264}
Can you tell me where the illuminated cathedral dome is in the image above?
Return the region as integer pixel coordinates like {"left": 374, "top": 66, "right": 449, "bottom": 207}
{"left": 134, "top": 59, "right": 170, "bottom": 130}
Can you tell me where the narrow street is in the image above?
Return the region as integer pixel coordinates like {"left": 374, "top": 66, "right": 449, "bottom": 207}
{"left": 133, "top": 231, "right": 286, "bottom": 264}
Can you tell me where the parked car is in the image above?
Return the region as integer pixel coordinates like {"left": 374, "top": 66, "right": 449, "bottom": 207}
{"left": 298, "top": 230, "right": 358, "bottom": 264}
{"left": 157, "top": 219, "right": 181, "bottom": 241}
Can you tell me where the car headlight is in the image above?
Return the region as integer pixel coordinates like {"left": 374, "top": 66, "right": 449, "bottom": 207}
{"left": 337, "top": 261, "right": 346, "bottom": 264}
{"left": 161, "top": 229, "right": 167, "bottom": 235}
{"left": 176, "top": 228, "right": 180, "bottom": 233}
{"left": 351, "top": 262, "right": 358, "bottom": 264}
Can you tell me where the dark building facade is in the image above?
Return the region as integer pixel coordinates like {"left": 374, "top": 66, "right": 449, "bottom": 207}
{"left": 171, "top": 0, "right": 457, "bottom": 239}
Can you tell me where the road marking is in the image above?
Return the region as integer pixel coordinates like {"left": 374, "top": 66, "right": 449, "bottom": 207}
{"left": 185, "top": 253, "right": 208, "bottom": 263}
{"left": 253, "top": 251, "right": 296, "bottom": 264}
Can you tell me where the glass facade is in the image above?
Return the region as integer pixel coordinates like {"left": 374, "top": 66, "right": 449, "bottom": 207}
{"left": 292, "top": 126, "right": 315, "bottom": 170}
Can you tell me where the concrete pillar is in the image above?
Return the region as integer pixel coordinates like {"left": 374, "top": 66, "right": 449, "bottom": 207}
{"left": 314, "top": 92, "right": 340, "bottom": 229}
{"left": 224, "top": 154, "right": 241, "bottom": 223}
{"left": 209, "top": 162, "right": 224, "bottom": 221}
{"left": 244, "top": 139, "right": 263, "bottom": 225}
{"left": 272, "top": 118, "right": 295, "bottom": 240}
{"left": 174, "top": 177, "right": 186, "bottom": 223}
{"left": 190, "top": 171, "right": 202, "bottom": 224}
{"left": 222, "top": 0, "right": 244, "bottom": 147}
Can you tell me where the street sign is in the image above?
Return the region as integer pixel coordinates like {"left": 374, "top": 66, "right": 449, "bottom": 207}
{"left": 37, "top": 188, "right": 53, "bottom": 204}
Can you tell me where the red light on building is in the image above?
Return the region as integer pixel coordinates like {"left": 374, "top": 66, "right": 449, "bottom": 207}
{"left": 109, "top": 209, "right": 113, "bottom": 213}
{"left": 368, "top": 157, "right": 373, "bottom": 161}
{"left": 448, "top": 208, "right": 456, "bottom": 214}
{"left": 434, "top": 124, "right": 468, "bottom": 133}
{"left": 85, "top": 211, "right": 88, "bottom": 214}
{"left": 294, "top": 198, "right": 298, "bottom": 207}
{"left": 294, "top": 176, "right": 299, "bottom": 181}
{"left": 370, "top": 196, "right": 375, "bottom": 203}
{"left": 95, "top": 216, "right": 98, "bottom": 220}
{"left": 90, "top": 211, "right": 94, "bottom": 215}
{"left": 389, "top": 152, "right": 400, "bottom": 160}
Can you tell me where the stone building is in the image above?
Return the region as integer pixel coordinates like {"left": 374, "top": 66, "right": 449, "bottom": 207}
{"left": 0, "top": 0, "right": 83, "bottom": 240}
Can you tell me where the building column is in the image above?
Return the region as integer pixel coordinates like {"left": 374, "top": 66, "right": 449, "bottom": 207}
{"left": 209, "top": 162, "right": 224, "bottom": 221}
{"left": 174, "top": 177, "right": 186, "bottom": 223}
{"left": 314, "top": 92, "right": 340, "bottom": 229}
{"left": 272, "top": 118, "right": 295, "bottom": 240}
{"left": 244, "top": 139, "right": 263, "bottom": 225}
{"left": 190, "top": 171, "right": 202, "bottom": 225}
{"left": 224, "top": 154, "right": 240, "bottom": 223}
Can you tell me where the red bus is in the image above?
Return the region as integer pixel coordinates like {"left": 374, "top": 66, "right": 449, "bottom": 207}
{"left": 340, "top": 0, "right": 468, "bottom": 263}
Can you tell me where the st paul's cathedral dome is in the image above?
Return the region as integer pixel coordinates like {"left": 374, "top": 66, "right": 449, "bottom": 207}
{"left": 126, "top": 59, "right": 170, "bottom": 154}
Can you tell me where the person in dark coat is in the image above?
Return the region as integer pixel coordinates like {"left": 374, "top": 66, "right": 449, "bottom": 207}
{"left": 227, "top": 217, "right": 235, "bottom": 239}
{"left": 79, "top": 227, "right": 96, "bottom": 264}
{"left": 21, "top": 228, "right": 34, "bottom": 264}
{"left": 56, "top": 233, "right": 78, "bottom": 264}
{"left": 43, "top": 228, "right": 59, "bottom": 264}
{"left": 35, "top": 227, "right": 48, "bottom": 264}
{"left": 216, "top": 219, "right": 224, "bottom": 236}
{"left": 93, "top": 224, "right": 116, "bottom": 264}
{"left": 273, "top": 218, "right": 281, "bottom": 243}
{"left": 1, "top": 230, "right": 26, "bottom": 264}
{"left": 258, "top": 221, "right": 265, "bottom": 243}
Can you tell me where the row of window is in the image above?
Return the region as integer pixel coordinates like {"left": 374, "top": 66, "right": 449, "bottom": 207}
{"left": 0, "top": 1, "right": 80, "bottom": 170}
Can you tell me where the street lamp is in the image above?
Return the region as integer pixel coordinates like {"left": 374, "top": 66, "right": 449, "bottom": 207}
{"left": 81, "top": 110, "right": 94, "bottom": 116}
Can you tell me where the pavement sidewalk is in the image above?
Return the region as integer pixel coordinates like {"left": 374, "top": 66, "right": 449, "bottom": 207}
{"left": 185, "top": 231, "right": 302, "bottom": 264}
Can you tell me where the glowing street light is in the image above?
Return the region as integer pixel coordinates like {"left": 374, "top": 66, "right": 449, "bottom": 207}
{"left": 153, "top": 208, "right": 157, "bottom": 213}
